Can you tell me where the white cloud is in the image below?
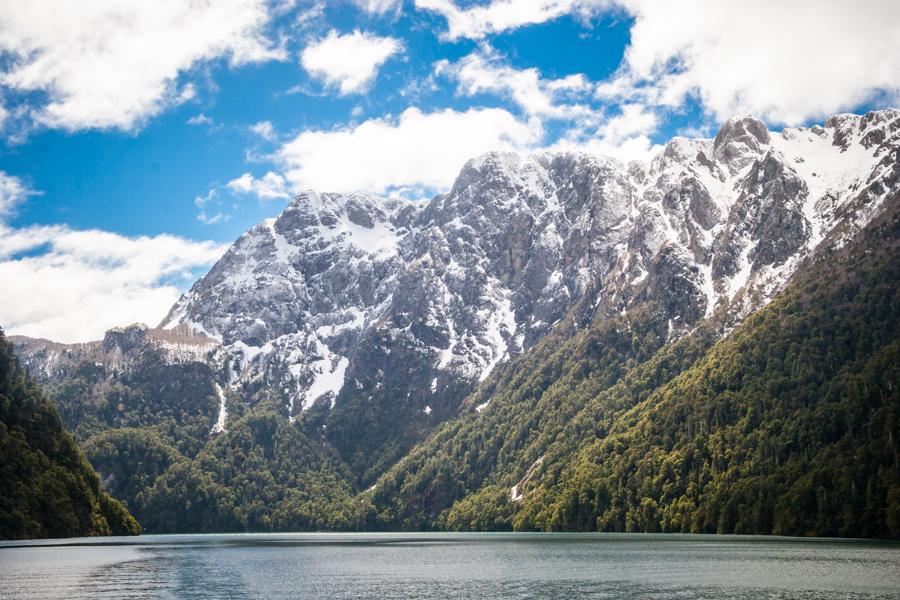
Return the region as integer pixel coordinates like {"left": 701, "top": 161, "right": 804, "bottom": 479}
{"left": 548, "top": 103, "right": 661, "bottom": 162}
{"left": 294, "top": 0, "right": 327, "bottom": 27}
{"left": 0, "top": 224, "right": 226, "bottom": 342}
{"left": 0, "top": 0, "right": 283, "bottom": 131}
{"left": 186, "top": 113, "right": 215, "bottom": 127}
{"left": 300, "top": 30, "right": 401, "bottom": 95}
{"left": 597, "top": 102, "right": 657, "bottom": 140}
{"left": 437, "top": 50, "right": 592, "bottom": 118}
{"left": 194, "top": 189, "right": 230, "bottom": 225}
{"left": 226, "top": 171, "right": 291, "bottom": 199}
{"left": 420, "top": 1, "right": 899, "bottom": 125}
{"left": 0, "top": 171, "right": 38, "bottom": 218}
{"left": 353, "top": 0, "right": 403, "bottom": 14}
{"left": 432, "top": 48, "right": 658, "bottom": 162}
{"left": 250, "top": 120, "right": 277, "bottom": 141}
{"left": 197, "top": 211, "right": 229, "bottom": 226}
{"left": 416, "top": 0, "right": 609, "bottom": 40}
{"left": 276, "top": 106, "right": 542, "bottom": 194}
{"left": 602, "top": 0, "right": 900, "bottom": 125}
{"left": 194, "top": 170, "right": 290, "bottom": 224}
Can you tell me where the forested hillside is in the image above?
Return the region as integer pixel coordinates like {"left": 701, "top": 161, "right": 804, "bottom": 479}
{"left": 371, "top": 199, "right": 900, "bottom": 538}
{"left": 127, "top": 404, "right": 368, "bottom": 533}
{"left": 32, "top": 348, "right": 365, "bottom": 533}
{"left": 0, "top": 330, "right": 140, "bottom": 539}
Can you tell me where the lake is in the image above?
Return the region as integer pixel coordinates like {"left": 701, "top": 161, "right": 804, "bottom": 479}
{"left": 1, "top": 533, "right": 898, "bottom": 599}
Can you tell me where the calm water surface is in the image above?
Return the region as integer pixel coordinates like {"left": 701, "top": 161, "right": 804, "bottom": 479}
{"left": 1, "top": 533, "right": 898, "bottom": 599}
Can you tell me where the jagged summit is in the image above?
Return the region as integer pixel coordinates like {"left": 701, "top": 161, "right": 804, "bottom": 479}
{"left": 162, "top": 107, "right": 897, "bottom": 395}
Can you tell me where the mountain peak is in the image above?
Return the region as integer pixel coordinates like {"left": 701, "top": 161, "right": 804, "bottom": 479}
{"left": 715, "top": 115, "right": 770, "bottom": 144}
{"left": 712, "top": 116, "right": 771, "bottom": 172}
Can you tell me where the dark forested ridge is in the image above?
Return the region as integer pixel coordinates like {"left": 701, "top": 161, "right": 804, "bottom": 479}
{"left": 0, "top": 330, "right": 140, "bottom": 540}
{"left": 370, "top": 199, "right": 900, "bottom": 538}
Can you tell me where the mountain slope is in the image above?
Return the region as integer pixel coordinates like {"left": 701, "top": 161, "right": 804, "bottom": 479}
{"left": 133, "top": 406, "right": 368, "bottom": 533}
{"left": 371, "top": 195, "right": 900, "bottom": 538}
{"left": 10, "top": 328, "right": 365, "bottom": 533}
{"left": 159, "top": 109, "right": 899, "bottom": 484}
{"left": 9, "top": 109, "right": 900, "bottom": 535}
{"left": 0, "top": 329, "right": 140, "bottom": 540}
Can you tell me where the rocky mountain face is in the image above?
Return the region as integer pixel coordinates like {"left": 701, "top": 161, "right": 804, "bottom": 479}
{"left": 12, "top": 324, "right": 217, "bottom": 380}
{"left": 14, "top": 109, "right": 900, "bottom": 487}
{"left": 156, "top": 109, "right": 899, "bottom": 480}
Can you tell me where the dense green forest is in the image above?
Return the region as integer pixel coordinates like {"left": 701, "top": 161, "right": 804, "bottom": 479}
{"left": 46, "top": 359, "right": 366, "bottom": 533}
{"left": 0, "top": 330, "right": 140, "bottom": 539}
{"left": 51, "top": 349, "right": 221, "bottom": 457}
{"left": 124, "top": 405, "right": 368, "bottom": 533}
{"left": 370, "top": 203, "right": 900, "bottom": 538}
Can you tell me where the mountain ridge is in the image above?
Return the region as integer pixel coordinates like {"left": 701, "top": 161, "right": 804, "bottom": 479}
{"left": 157, "top": 107, "right": 898, "bottom": 478}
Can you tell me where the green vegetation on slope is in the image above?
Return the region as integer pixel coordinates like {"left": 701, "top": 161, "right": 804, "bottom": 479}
{"left": 135, "top": 401, "right": 369, "bottom": 533}
{"left": 66, "top": 388, "right": 367, "bottom": 533}
{"left": 371, "top": 203, "right": 900, "bottom": 538}
{"left": 515, "top": 211, "right": 900, "bottom": 537}
{"left": 51, "top": 351, "right": 220, "bottom": 456}
{"left": 370, "top": 302, "right": 717, "bottom": 529}
{"left": 0, "top": 330, "right": 140, "bottom": 539}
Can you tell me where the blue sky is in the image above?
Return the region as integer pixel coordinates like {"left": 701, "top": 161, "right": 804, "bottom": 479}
{"left": 0, "top": 0, "right": 897, "bottom": 341}
{"left": 1, "top": 5, "right": 634, "bottom": 242}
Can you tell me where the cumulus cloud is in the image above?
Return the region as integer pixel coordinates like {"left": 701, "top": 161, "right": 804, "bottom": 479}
{"left": 548, "top": 103, "right": 660, "bottom": 162}
{"left": 420, "top": 0, "right": 899, "bottom": 125}
{"left": 0, "top": 171, "right": 38, "bottom": 218}
{"left": 416, "top": 0, "right": 609, "bottom": 40}
{"left": 437, "top": 49, "right": 592, "bottom": 118}
{"left": 301, "top": 30, "right": 401, "bottom": 95}
{"left": 0, "top": 0, "right": 282, "bottom": 131}
{"left": 276, "top": 106, "right": 542, "bottom": 194}
{"left": 226, "top": 171, "right": 291, "bottom": 199}
{"left": 0, "top": 224, "right": 226, "bottom": 342}
{"left": 601, "top": 0, "right": 900, "bottom": 125}
{"left": 431, "top": 49, "right": 659, "bottom": 161}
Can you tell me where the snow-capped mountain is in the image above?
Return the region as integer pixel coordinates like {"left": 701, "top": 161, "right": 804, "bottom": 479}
{"left": 14, "top": 109, "right": 897, "bottom": 483}
{"left": 159, "top": 110, "right": 897, "bottom": 441}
